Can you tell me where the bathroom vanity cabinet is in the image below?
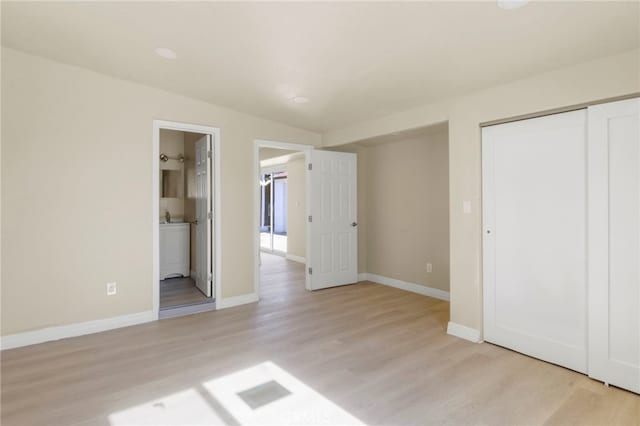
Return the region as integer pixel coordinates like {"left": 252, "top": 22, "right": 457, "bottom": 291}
{"left": 160, "top": 222, "right": 190, "bottom": 280}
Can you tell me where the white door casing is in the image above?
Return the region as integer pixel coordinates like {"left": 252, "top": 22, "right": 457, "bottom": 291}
{"left": 482, "top": 109, "right": 588, "bottom": 373}
{"left": 195, "top": 135, "right": 212, "bottom": 298}
{"left": 587, "top": 98, "right": 640, "bottom": 393}
{"left": 310, "top": 150, "right": 358, "bottom": 290}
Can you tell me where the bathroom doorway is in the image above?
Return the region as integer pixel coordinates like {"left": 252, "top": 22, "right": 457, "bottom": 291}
{"left": 153, "top": 120, "right": 221, "bottom": 319}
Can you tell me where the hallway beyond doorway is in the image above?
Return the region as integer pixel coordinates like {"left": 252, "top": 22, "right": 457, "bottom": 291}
{"left": 260, "top": 232, "right": 287, "bottom": 253}
{"left": 259, "top": 252, "right": 305, "bottom": 300}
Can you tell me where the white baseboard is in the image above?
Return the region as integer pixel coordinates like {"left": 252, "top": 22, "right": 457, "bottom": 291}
{"left": 447, "top": 321, "right": 482, "bottom": 343}
{"left": 360, "top": 273, "right": 450, "bottom": 301}
{"left": 190, "top": 270, "right": 196, "bottom": 279}
{"left": 217, "top": 293, "right": 259, "bottom": 309}
{"left": 285, "top": 254, "right": 306, "bottom": 264}
{"left": 0, "top": 311, "right": 154, "bottom": 351}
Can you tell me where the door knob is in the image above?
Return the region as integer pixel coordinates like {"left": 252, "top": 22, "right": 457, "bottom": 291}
{"left": 351, "top": 222, "right": 358, "bottom": 227}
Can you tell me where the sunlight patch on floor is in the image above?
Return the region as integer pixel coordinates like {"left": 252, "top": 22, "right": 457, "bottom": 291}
{"left": 108, "top": 361, "right": 365, "bottom": 426}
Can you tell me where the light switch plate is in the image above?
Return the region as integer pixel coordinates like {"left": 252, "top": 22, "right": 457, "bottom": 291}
{"left": 463, "top": 200, "right": 472, "bottom": 214}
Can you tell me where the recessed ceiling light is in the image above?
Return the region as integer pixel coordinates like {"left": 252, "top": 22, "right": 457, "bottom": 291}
{"left": 155, "top": 47, "right": 177, "bottom": 60}
{"left": 497, "top": 0, "right": 529, "bottom": 10}
{"left": 292, "top": 96, "right": 309, "bottom": 104}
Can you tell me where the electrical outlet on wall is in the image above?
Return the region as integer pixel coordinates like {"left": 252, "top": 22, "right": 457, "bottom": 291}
{"left": 106, "top": 282, "right": 117, "bottom": 296}
{"left": 426, "top": 263, "right": 433, "bottom": 273}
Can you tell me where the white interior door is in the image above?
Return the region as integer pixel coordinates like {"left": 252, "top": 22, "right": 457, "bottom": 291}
{"left": 310, "top": 150, "right": 357, "bottom": 290}
{"left": 482, "top": 110, "right": 588, "bottom": 373}
{"left": 195, "top": 135, "right": 212, "bottom": 298}
{"left": 587, "top": 98, "right": 640, "bottom": 393}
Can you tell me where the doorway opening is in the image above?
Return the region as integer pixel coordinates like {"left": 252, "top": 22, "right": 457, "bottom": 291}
{"left": 153, "top": 120, "right": 221, "bottom": 319}
{"left": 254, "top": 141, "right": 312, "bottom": 298}
{"left": 259, "top": 168, "right": 288, "bottom": 254}
{"left": 254, "top": 141, "right": 359, "bottom": 298}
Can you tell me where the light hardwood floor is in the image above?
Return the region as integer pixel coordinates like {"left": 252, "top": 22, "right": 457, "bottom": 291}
{"left": 1, "top": 253, "right": 638, "bottom": 425}
{"left": 160, "top": 277, "right": 209, "bottom": 309}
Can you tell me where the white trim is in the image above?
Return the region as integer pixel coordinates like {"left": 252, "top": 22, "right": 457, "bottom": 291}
{"left": 217, "top": 293, "right": 259, "bottom": 309}
{"left": 254, "top": 139, "right": 314, "bottom": 296}
{"left": 286, "top": 254, "right": 306, "bottom": 263}
{"left": 1, "top": 311, "right": 154, "bottom": 350}
{"left": 360, "top": 273, "right": 450, "bottom": 301}
{"left": 190, "top": 270, "right": 197, "bottom": 279}
{"left": 447, "top": 321, "right": 482, "bottom": 343}
{"left": 153, "top": 120, "right": 222, "bottom": 320}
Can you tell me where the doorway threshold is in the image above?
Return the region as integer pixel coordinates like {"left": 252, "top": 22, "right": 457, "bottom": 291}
{"left": 159, "top": 299, "right": 216, "bottom": 319}
{"left": 260, "top": 249, "right": 287, "bottom": 257}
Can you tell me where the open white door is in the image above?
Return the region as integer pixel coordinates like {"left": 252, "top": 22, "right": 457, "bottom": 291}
{"left": 309, "top": 150, "right": 358, "bottom": 290}
{"left": 195, "top": 135, "right": 213, "bottom": 297}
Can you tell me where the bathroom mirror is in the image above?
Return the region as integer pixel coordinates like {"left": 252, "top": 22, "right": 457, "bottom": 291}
{"left": 161, "top": 170, "right": 183, "bottom": 198}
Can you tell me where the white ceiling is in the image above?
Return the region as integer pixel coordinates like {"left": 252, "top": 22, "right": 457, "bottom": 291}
{"left": 2, "top": 1, "right": 638, "bottom": 132}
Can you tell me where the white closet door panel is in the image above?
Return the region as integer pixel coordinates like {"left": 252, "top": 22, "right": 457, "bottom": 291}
{"left": 483, "top": 109, "right": 588, "bottom": 373}
{"left": 588, "top": 98, "right": 640, "bottom": 393}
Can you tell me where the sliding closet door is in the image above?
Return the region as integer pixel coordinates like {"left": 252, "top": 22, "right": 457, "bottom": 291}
{"left": 587, "top": 98, "right": 640, "bottom": 393}
{"left": 482, "top": 110, "right": 588, "bottom": 373}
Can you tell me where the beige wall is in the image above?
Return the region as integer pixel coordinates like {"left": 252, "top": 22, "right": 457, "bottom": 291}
{"left": 159, "top": 129, "right": 185, "bottom": 220}
{"left": 259, "top": 148, "right": 298, "bottom": 162}
{"left": 364, "top": 132, "right": 449, "bottom": 291}
{"left": 3, "top": 44, "right": 638, "bottom": 339}
{"left": 324, "top": 48, "right": 640, "bottom": 333}
{"left": 159, "top": 129, "right": 184, "bottom": 157}
{"left": 285, "top": 158, "right": 306, "bottom": 259}
{"left": 1, "top": 48, "right": 320, "bottom": 335}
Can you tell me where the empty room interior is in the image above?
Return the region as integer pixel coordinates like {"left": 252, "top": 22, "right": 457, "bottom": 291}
{"left": 1, "top": 1, "right": 639, "bottom": 425}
